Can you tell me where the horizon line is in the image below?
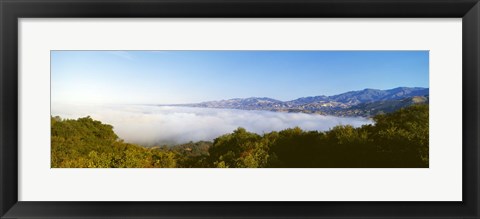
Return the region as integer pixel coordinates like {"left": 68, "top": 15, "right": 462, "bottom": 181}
{"left": 151, "top": 86, "right": 430, "bottom": 105}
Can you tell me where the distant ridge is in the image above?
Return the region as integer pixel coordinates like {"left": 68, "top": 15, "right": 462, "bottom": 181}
{"left": 170, "top": 87, "right": 429, "bottom": 117}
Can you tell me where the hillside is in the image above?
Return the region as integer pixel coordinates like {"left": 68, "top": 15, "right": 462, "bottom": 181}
{"left": 51, "top": 104, "right": 429, "bottom": 168}
{"left": 329, "top": 95, "right": 429, "bottom": 117}
{"left": 175, "top": 87, "right": 429, "bottom": 117}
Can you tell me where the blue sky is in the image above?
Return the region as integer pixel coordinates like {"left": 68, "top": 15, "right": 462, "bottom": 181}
{"left": 51, "top": 51, "right": 429, "bottom": 104}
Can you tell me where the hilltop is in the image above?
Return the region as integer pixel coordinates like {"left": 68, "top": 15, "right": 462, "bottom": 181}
{"left": 174, "top": 87, "right": 429, "bottom": 117}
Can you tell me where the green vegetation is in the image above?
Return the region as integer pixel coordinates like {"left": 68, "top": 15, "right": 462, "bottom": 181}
{"left": 51, "top": 116, "right": 176, "bottom": 168}
{"left": 51, "top": 104, "right": 428, "bottom": 168}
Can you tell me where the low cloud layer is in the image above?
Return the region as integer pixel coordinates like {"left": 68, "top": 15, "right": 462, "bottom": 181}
{"left": 52, "top": 104, "right": 373, "bottom": 146}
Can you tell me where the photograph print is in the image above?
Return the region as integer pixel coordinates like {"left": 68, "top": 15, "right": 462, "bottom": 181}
{"left": 51, "top": 51, "right": 429, "bottom": 168}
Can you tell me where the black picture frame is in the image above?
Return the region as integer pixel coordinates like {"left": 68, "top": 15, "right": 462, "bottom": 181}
{"left": 1, "top": 0, "right": 479, "bottom": 218}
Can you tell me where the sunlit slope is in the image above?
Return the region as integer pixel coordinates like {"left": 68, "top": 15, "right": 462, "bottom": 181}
{"left": 51, "top": 105, "right": 428, "bottom": 168}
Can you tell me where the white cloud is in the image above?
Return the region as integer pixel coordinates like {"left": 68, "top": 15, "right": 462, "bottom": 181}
{"left": 52, "top": 104, "right": 372, "bottom": 146}
{"left": 106, "top": 51, "right": 134, "bottom": 60}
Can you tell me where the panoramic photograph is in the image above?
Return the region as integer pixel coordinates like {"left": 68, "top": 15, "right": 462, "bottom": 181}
{"left": 51, "top": 50, "right": 429, "bottom": 168}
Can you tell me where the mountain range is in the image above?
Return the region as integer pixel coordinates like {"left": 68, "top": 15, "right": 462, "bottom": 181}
{"left": 171, "top": 87, "right": 429, "bottom": 117}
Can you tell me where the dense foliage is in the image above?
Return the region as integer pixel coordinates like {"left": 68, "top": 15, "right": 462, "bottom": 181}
{"left": 51, "top": 116, "right": 176, "bottom": 168}
{"left": 51, "top": 104, "right": 428, "bottom": 168}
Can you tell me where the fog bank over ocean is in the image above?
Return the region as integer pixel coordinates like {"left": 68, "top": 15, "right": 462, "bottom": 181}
{"left": 51, "top": 104, "right": 373, "bottom": 146}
